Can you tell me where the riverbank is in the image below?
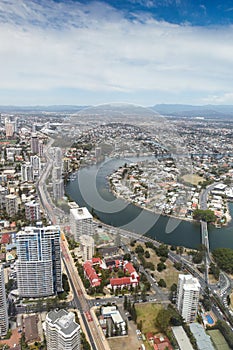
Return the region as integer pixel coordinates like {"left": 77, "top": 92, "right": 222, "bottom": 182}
{"left": 65, "top": 158, "right": 233, "bottom": 250}
{"left": 109, "top": 179, "right": 232, "bottom": 228}
{"left": 110, "top": 186, "right": 195, "bottom": 224}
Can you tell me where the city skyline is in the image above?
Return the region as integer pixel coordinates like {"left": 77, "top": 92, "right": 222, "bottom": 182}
{"left": 0, "top": 0, "right": 233, "bottom": 106}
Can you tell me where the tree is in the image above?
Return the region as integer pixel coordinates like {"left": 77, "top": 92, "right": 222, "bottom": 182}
{"left": 193, "top": 209, "right": 216, "bottom": 223}
{"left": 145, "top": 250, "right": 150, "bottom": 258}
{"left": 173, "top": 262, "right": 182, "bottom": 270}
{"left": 157, "top": 262, "right": 166, "bottom": 272}
{"left": 135, "top": 245, "right": 144, "bottom": 255}
{"left": 170, "top": 283, "right": 177, "bottom": 292}
{"left": 123, "top": 253, "right": 131, "bottom": 261}
{"left": 123, "top": 296, "right": 128, "bottom": 310}
{"left": 213, "top": 248, "right": 233, "bottom": 274}
{"left": 158, "top": 279, "right": 166, "bottom": 288}
{"left": 156, "top": 309, "right": 171, "bottom": 332}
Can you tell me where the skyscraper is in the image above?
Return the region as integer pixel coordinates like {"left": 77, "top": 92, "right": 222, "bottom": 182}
{"left": 45, "top": 309, "right": 80, "bottom": 350}
{"left": 16, "top": 224, "right": 62, "bottom": 298}
{"left": 0, "top": 264, "right": 8, "bottom": 337}
{"left": 70, "top": 207, "right": 93, "bottom": 241}
{"left": 31, "top": 133, "right": 39, "bottom": 154}
{"left": 176, "top": 274, "right": 200, "bottom": 323}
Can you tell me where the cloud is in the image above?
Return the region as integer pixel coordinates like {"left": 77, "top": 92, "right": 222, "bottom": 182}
{"left": 0, "top": 0, "right": 233, "bottom": 104}
{"left": 202, "top": 92, "right": 233, "bottom": 104}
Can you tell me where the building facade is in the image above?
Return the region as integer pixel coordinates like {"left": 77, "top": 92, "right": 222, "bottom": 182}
{"left": 176, "top": 274, "right": 200, "bottom": 323}
{"left": 16, "top": 225, "right": 62, "bottom": 298}
{"left": 5, "top": 194, "right": 18, "bottom": 216}
{"left": 70, "top": 207, "right": 93, "bottom": 241}
{"left": 0, "top": 265, "right": 8, "bottom": 337}
{"left": 79, "top": 234, "right": 95, "bottom": 261}
{"left": 21, "top": 162, "right": 33, "bottom": 182}
{"left": 31, "top": 133, "right": 39, "bottom": 154}
{"left": 45, "top": 309, "right": 80, "bottom": 350}
{"left": 25, "top": 200, "right": 41, "bottom": 222}
{"left": 53, "top": 179, "right": 64, "bottom": 201}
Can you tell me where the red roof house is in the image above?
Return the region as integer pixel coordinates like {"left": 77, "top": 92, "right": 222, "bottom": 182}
{"left": 1, "top": 233, "right": 10, "bottom": 245}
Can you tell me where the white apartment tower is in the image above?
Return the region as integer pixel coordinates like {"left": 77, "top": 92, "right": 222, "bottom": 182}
{"left": 79, "top": 234, "right": 95, "bottom": 261}
{"left": 30, "top": 155, "right": 41, "bottom": 180}
{"left": 16, "top": 225, "right": 62, "bottom": 298}
{"left": 0, "top": 265, "right": 8, "bottom": 337}
{"left": 53, "top": 179, "right": 64, "bottom": 201}
{"left": 5, "top": 122, "right": 14, "bottom": 138}
{"left": 25, "top": 200, "right": 41, "bottom": 222}
{"left": 45, "top": 309, "right": 80, "bottom": 350}
{"left": 70, "top": 207, "right": 93, "bottom": 241}
{"left": 5, "top": 194, "right": 18, "bottom": 216}
{"left": 176, "top": 274, "right": 201, "bottom": 323}
{"left": 21, "top": 162, "right": 33, "bottom": 182}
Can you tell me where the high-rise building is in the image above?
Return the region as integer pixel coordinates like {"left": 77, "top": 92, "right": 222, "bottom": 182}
{"left": 5, "top": 194, "right": 18, "bottom": 216}
{"left": 0, "top": 265, "right": 8, "bottom": 337}
{"left": 21, "top": 162, "right": 33, "bottom": 182}
{"left": 0, "top": 186, "right": 8, "bottom": 210}
{"left": 38, "top": 140, "right": 44, "bottom": 157}
{"left": 5, "top": 122, "right": 14, "bottom": 138}
{"left": 53, "top": 179, "right": 64, "bottom": 201}
{"left": 25, "top": 200, "right": 41, "bottom": 222}
{"left": 176, "top": 274, "right": 200, "bottom": 323}
{"left": 31, "top": 133, "right": 39, "bottom": 154}
{"left": 70, "top": 207, "right": 93, "bottom": 241}
{"left": 79, "top": 235, "right": 95, "bottom": 261}
{"left": 16, "top": 225, "right": 62, "bottom": 298}
{"left": 52, "top": 166, "right": 62, "bottom": 181}
{"left": 30, "top": 155, "right": 41, "bottom": 172}
{"left": 53, "top": 147, "right": 62, "bottom": 166}
{"left": 45, "top": 309, "right": 80, "bottom": 350}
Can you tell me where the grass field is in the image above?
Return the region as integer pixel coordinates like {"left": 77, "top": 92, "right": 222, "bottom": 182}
{"left": 207, "top": 329, "right": 230, "bottom": 350}
{"left": 182, "top": 173, "right": 204, "bottom": 185}
{"left": 135, "top": 303, "right": 163, "bottom": 334}
{"left": 145, "top": 247, "right": 180, "bottom": 289}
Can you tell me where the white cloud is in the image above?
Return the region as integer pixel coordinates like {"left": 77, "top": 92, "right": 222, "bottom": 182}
{"left": 202, "top": 92, "right": 233, "bottom": 104}
{"left": 0, "top": 0, "right": 233, "bottom": 104}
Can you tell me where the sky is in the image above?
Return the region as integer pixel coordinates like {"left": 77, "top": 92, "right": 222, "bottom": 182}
{"left": 1, "top": 0, "right": 233, "bottom": 106}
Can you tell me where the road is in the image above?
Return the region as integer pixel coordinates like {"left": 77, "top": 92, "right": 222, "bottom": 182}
{"left": 61, "top": 239, "right": 110, "bottom": 350}
{"left": 37, "top": 139, "right": 110, "bottom": 350}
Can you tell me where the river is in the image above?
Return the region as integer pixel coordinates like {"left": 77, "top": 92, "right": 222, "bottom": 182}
{"left": 65, "top": 157, "right": 233, "bottom": 250}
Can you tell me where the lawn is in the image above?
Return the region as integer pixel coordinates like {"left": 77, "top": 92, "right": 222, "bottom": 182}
{"left": 207, "top": 329, "right": 230, "bottom": 350}
{"left": 182, "top": 173, "right": 204, "bottom": 185}
{"left": 145, "top": 247, "right": 180, "bottom": 289}
{"left": 135, "top": 303, "right": 163, "bottom": 334}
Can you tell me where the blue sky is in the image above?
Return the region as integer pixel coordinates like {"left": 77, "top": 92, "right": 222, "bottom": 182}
{"left": 0, "top": 0, "right": 233, "bottom": 106}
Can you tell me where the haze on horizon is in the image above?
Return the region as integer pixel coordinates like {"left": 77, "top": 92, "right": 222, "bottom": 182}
{"left": 1, "top": 0, "right": 233, "bottom": 106}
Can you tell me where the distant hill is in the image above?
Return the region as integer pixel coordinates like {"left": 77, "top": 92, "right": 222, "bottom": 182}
{"left": 1, "top": 104, "right": 233, "bottom": 118}
{"left": 151, "top": 104, "right": 233, "bottom": 118}
{"left": 0, "top": 105, "right": 89, "bottom": 113}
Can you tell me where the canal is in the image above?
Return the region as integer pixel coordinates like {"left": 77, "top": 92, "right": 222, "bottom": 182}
{"left": 65, "top": 158, "right": 233, "bottom": 250}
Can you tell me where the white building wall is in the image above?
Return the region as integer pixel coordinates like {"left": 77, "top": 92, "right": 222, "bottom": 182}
{"left": 16, "top": 225, "right": 62, "bottom": 297}
{"left": 176, "top": 274, "right": 200, "bottom": 323}
{"left": 0, "top": 265, "right": 8, "bottom": 336}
